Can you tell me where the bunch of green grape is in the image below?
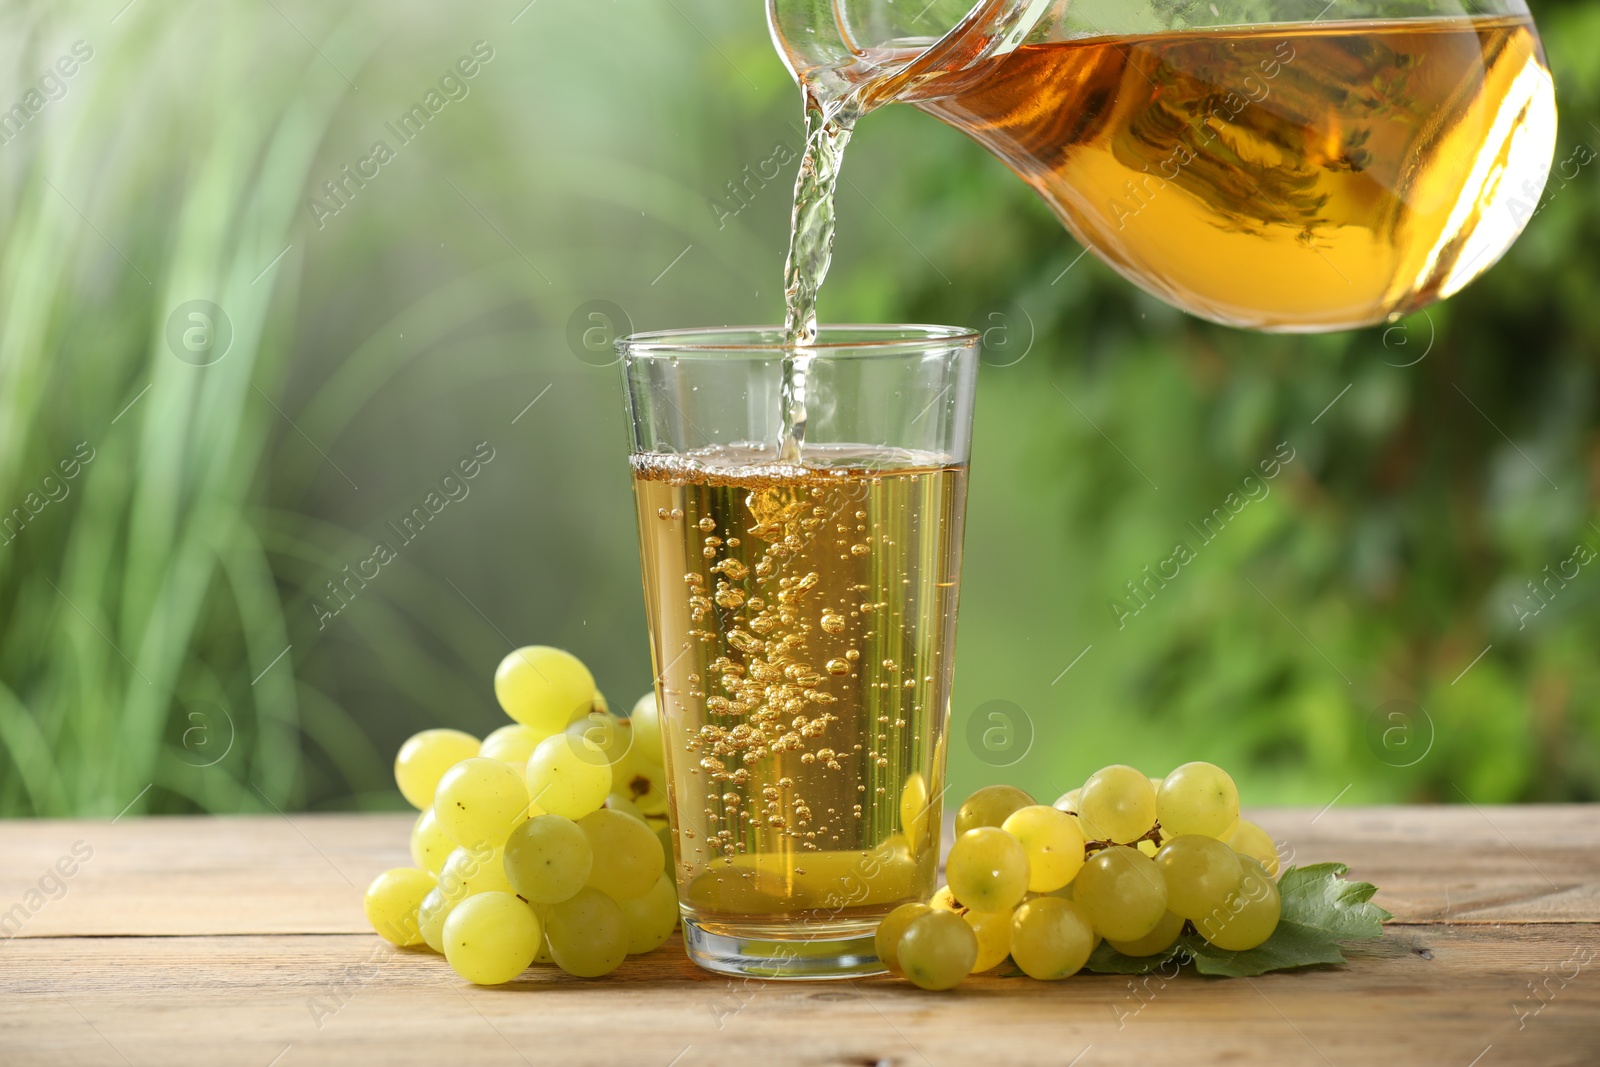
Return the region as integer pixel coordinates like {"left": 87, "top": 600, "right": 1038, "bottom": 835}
{"left": 362, "top": 645, "right": 679, "bottom": 984}
{"left": 877, "top": 762, "right": 1284, "bottom": 990}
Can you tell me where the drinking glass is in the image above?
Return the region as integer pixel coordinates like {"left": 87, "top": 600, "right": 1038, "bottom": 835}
{"left": 620, "top": 325, "right": 979, "bottom": 979}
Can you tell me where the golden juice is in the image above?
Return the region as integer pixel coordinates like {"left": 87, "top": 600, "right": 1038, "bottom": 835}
{"left": 632, "top": 445, "right": 965, "bottom": 934}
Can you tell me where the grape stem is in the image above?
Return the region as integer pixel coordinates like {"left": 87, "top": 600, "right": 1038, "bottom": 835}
{"left": 1077, "top": 819, "right": 1164, "bottom": 855}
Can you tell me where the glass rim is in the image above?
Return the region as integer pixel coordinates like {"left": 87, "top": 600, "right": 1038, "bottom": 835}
{"left": 616, "top": 323, "right": 981, "bottom": 359}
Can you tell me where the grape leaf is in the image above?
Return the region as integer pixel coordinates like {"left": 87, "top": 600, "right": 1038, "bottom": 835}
{"left": 1276, "top": 862, "right": 1391, "bottom": 940}
{"left": 1084, "top": 863, "right": 1391, "bottom": 978}
{"left": 1182, "top": 925, "right": 1347, "bottom": 977}
{"left": 1086, "top": 939, "right": 1189, "bottom": 975}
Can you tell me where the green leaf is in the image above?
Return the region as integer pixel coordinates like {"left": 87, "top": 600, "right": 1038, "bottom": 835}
{"left": 1084, "top": 863, "right": 1390, "bottom": 978}
{"left": 1276, "top": 862, "right": 1393, "bottom": 940}
{"left": 1085, "top": 940, "right": 1189, "bottom": 975}
{"left": 1183, "top": 926, "right": 1346, "bottom": 977}
{"left": 1084, "top": 928, "right": 1346, "bottom": 978}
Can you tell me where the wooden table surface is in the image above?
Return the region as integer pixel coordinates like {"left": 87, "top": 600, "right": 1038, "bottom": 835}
{"left": 2, "top": 807, "right": 1597, "bottom": 1066}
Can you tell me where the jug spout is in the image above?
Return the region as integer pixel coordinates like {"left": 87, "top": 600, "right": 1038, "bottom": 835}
{"left": 767, "top": 0, "right": 1053, "bottom": 106}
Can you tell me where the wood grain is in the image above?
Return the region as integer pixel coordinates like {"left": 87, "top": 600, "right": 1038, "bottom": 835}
{"left": 1, "top": 807, "right": 1596, "bottom": 1066}
{"left": 2, "top": 807, "right": 1593, "bottom": 937}
{"left": 2, "top": 927, "right": 1596, "bottom": 1067}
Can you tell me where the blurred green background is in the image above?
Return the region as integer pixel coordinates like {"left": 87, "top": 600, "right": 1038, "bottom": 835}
{"left": 0, "top": 0, "right": 1595, "bottom": 819}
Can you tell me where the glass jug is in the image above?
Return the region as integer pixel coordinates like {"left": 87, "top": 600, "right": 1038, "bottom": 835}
{"left": 768, "top": 0, "right": 1557, "bottom": 332}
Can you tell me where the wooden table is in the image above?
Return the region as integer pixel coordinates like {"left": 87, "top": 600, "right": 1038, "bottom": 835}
{"left": 2, "top": 807, "right": 1596, "bottom": 1066}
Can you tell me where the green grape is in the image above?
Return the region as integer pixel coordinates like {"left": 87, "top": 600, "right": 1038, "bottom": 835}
{"left": 545, "top": 886, "right": 628, "bottom": 977}
{"left": 578, "top": 808, "right": 665, "bottom": 900}
{"left": 508, "top": 804, "right": 541, "bottom": 839}
{"left": 1053, "top": 788, "right": 1081, "bottom": 814}
{"left": 409, "top": 807, "right": 454, "bottom": 876}
{"left": 946, "top": 827, "right": 1030, "bottom": 912}
{"left": 364, "top": 867, "right": 435, "bottom": 946}
{"left": 875, "top": 902, "right": 932, "bottom": 974}
{"left": 590, "top": 690, "right": 610, "bottom": 717}
{"left": 628, "top": 691, "right": 664, "bottom": 765}
{"left": 503, "top": 814, "right": 592, "bottom": 904}
{"left": 962, "top": 907, "right": 1013, "bottom": 973}
{"left": 1155, "top": 834, "right": 1243, "bottom": 921}
{"left": 929, "top": 884, "right": 958, "bottom": 911}
{"left": 617, "top": 873, "right": 679, "bottom": 954}
{"left": 655, "top": 822, "right": 674, "bottom": 876}
{"left": 1010, "top": 897, "right": 1095, "bottom": 980}
{"left": 603, "top": 792, "right": 648, "bottom": 823}
{"left": 899, "top": 772, "right": 931, "bottom": 854}
{"left": 611, "top": 753, "right": 669, "bottom": 817}
{"left": 479, "top": 723, "right": 548, "bottom": 773}
{"left": 567, "top": 711, "right": 634, "bottom": 766}
{"left": 394, "top": 729, "right": 479, "bottom": 810}
{"left": 1197, "top": 856, "right": 1280, "bottom": 950}
{"left": 1002, "top": 805, "right": 1086, "bottom": 893}
{"left": 417, "top": 886, "right": 455, "bottom": 953}
{"left": 441, "top": 844, "right": 516, "bottom": 897}
{"left": 1107, "top": 910, "right": 1184, "bottom": 957}
{"left": 1039, "top": 882, "right": 1103, "bottom": 950}
{"left": 494, "top": 646, "right": 596, "bottom": 735}
{"left": 1224, "top": 819, "right": 1280, "bottom": 876}
{"left": 572, "top": 712, "right": 667, "bottom": 815}
{"left": 433, "top": 757, "right": 530, "bottom": 849}
{"left": 1073, "top": 845, "right": 1168, "bottom": 941}
{"left": 1079, "top": 765, "right": 1158, "bottom": 844}
{"left": 954, "top": 784, "right": 1035, "bottom": 837}
{"left": 533, "top": 931, "right": 554, "bottom": 965}
{"left": 590, "top": 707, "right": 667, "bottom": 819}
{"left": 897, "top": 910, "right": 977, "bottom": 991}
{"left": 431, "top": 858, "right": 473, "bottom": 907}
{"left": 443, "top": 891, "right": 542, "bottom": 985}
{"left": 525, "top": 733, "right": 613, "bottom": 819}
{"left": 1157, "top": 762, "right": 1240, "bottom": 839}
{"left": 423, "top": 865, "right": 517, "bottom": 953}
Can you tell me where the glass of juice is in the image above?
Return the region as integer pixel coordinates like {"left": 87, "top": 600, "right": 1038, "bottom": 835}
{"left": 620, "top": 325, "right": 979, "bottom": 979}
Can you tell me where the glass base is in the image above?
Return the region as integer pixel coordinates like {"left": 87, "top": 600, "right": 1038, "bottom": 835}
{"left": 682, "top": 917, "right": 888, "bottom": 980}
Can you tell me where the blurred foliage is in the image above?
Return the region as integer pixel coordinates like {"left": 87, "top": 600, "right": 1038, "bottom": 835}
{"left": 0, "top": 0, "right": 1593, "bottom": 817}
